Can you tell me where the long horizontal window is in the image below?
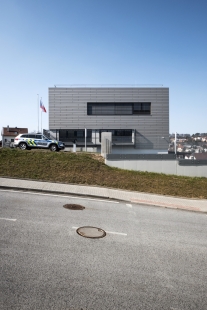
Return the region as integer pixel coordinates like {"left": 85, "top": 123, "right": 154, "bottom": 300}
{"left": 87, "top": 102, "right": 151, "bottom": 115}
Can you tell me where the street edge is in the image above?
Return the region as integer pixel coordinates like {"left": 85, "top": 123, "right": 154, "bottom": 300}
{"left": 1, "top": 185, "right": 206, "bottom": 214}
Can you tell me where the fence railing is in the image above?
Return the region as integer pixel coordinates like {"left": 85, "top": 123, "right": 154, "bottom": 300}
{"left": 106, "top": 154, "right": 207, "bottom": 166}
{"left": 106, "top": 154, "right": 176, "bottom": 160}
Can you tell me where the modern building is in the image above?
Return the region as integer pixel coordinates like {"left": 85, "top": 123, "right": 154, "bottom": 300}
{"left": 1, "top": 126, "right": 28, "bottom": 147}
{"left": 48, "top": 86, "right": 169, "bottom": 153}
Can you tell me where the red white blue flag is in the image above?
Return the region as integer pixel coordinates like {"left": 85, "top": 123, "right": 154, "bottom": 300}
{"left": 40, "top": 99, "right": 47, "bottom": 112}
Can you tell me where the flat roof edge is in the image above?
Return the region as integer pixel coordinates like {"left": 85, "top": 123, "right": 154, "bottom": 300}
{"left": 49, "top": 85, "right": 168, "bottom": 89}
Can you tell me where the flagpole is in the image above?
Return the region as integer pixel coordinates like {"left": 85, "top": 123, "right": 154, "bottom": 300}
{"left": 37, "top": 94, "right": 39, "bottom": 132}
{"left": 41, "top": 97, "right": 42, "bottom": 133}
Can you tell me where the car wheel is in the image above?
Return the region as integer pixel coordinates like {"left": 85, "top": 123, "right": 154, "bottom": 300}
{"left": 50, "top": 144, "right": 57, "bottom": 152}
{"left": 19, "top": 142, "right": 27, "bottom": 150}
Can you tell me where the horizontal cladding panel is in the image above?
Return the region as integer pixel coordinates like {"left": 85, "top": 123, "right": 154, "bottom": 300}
{"left": 49, "top": 114, "right": 169, "bottom": 118}
{"left": 51, "top": 130, "right": 169, "bottom": 134}
{"left": 49, "top": 110, "right": 168, "bottom": 114}
{"left": 49, "top": 98, "right": 168, "bottom": 102}
{"left": 49, "top": 95, "right": 169, "bottom": 99}
{"left": 49, "top": 95, "right": 168, "bottom": 100}
{"left": 50, "top": 124, "right": 169, "bottom": 133}
{"left": 48, "top": 126, "right": 167, "bottom": 129}
{"left": 49, "top": 120, "right": 169, "bottom": 123}
{"left": 49, "top": 87, "right": 168, "bottom": 92}
{"left": 50, "top": 98, "right": 168, "bottom": 102}
{"left": 48, "top": 123, "right": 168, "bottom": 127}
{"left": 50, "top": 100, "right": 169, "bottom": 104}
{"left": 49, "top": 125, "right": 168, "bottom": 130}
{"left": 49, "top": 126, "right": 169, "bottom": 130}
{"left": 49, "top": 89, "right": 169, "bottom": 93}
{"left": 49, "top": 122, "right": 168, "bottom": 126}
{"left": 49, "top": 119, "right": 169, "bottom": 124}
{"left": 49, "top": 106, "right": 169, "bottom": 110}
{"left": 49, "top": 93, "right": 169, "bottom": 96}
{"left": 49, "top": 107, "right": 168, "bottom": 112}
{"left": 71, "top": 94, "right": 166, "bottom": 97}
{"left": 49, "top": 91, "right": 168, "bottom": 100}
{"left": 49, "top": 107, "right": 169, "bottom": 114}
{"left": 49, "top": 130, "right": 169, "bottom": 135}
{"left": 49, "top": 92, "right": 169, "bottom": 96}
{"left": 49, "top": 91, "right": 168, "bottom": 93}
{"left": 49, "top": 119, "right": 168, "bottom": 124}
{"left": 49, "top": 117, "right": 168, "bottom": 121}
{"left": 49, "top": 96, "right": 168, "bottom": 104}
{"left": 49, "top": 89, "right": 169, "bottom": 96}
{"left": 49, "top": 122, "right": 168, "bottom": 128}
{"left": 49, "top": 111, "right": 168, "bottom": 115}
{"left": 49, "top": 120, "right": 167, "bottom": 123}
{"left": 49, "top": 112, "right": 161, "bottom": 115}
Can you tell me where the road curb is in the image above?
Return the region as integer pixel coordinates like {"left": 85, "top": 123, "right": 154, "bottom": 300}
{"left": 1, "top": 184, "right": 207, "bottom": 214}
{"left": 0, "top": 185, "right": 112, "bottom": 200}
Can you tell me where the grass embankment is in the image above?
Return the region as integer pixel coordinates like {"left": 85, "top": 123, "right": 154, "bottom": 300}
{"left": 0, "top": 148, "right": 207, "bottom": 199}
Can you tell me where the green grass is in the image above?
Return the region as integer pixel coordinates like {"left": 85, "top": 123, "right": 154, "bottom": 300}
{"left": 0, "top": 148, "right": 207, "bottom": 199}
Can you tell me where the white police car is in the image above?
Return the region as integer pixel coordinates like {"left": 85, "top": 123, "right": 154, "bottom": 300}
{"left": 14, "top": 133, "right": 65, "bottom": 151}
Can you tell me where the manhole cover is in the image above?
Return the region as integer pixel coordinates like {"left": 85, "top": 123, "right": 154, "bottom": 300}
{"left": 63, "top": 204, "right": 85, "bottom": 210}
{"left": 76, "top": 226, "right": 106, "bottom": 239}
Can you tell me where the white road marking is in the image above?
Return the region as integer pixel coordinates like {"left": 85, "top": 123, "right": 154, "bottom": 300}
{"left": 126, "top": 204, "right": 132, "bottom": 208}
{"left": 0, "top": 189, "right": 119, "bottom": 203}
{"left": 0, "top": 218, "right": 17, "bottom": 221}
{"left": 72, "top": 227, "right": 127, "bottom": 236}
{"left": 105, "top": 231, "right": 127, "bottom": 236}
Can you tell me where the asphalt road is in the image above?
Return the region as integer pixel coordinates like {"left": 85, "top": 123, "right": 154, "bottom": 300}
{"left": 1, "top": 189, "right": 207, "bottom": 310}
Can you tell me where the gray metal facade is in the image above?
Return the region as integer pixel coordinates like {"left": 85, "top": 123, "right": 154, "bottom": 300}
{"left": 48, "top": 87, "right": 169, "bottom": 150}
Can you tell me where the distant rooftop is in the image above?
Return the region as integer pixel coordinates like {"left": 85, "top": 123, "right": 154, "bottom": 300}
{"left": 2, "top": 126, "right": 28, "bottom": 136}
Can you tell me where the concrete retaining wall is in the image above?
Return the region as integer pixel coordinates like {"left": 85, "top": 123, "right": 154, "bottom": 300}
{"left": 105, "top": 155, "right": 207, "bottom": 177}
{"left": 64, "top": 147, "right": 97, "bottom": 152}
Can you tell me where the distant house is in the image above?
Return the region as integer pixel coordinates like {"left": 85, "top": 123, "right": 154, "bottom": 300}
{"left": 1, "top": 126, "right": 28, "bottom": 147}
{"left": 177, "top": 147, "right": 183, "bottom": 152}
{"left": 193, "top": 153, "right": 207, "bottom": 160}
{"left": 185, "top": 153, "right": 207, "bottom": 160}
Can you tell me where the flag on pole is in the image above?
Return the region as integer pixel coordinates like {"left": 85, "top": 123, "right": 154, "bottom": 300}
{"left": 40, "top": 99, "right": 47, "bottom": 112}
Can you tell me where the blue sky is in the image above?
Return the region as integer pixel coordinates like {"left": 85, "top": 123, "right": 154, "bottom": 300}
{"left": 0, "top": 0, "right": 207, "bottom": 135}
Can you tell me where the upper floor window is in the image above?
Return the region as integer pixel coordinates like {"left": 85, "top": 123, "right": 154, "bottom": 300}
{"left": 87, "top": 102, "right": 151, "bottom": 115}
{"left": 133, "top": 102, "right": 151, "bottom": 114}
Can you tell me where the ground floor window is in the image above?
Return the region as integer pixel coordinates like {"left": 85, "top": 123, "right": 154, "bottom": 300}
{"left": 99, "top": 130, "right": 132, "bottom": 143}
{"left": 59, "top": 130, "right": 92, "bottom": 143}
{"left": 58, "top": 129, "right": 133, "bottom": 145}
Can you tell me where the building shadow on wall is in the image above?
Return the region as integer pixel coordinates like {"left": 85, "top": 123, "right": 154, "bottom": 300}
{"left": 135, "top": 132, "right": 153, "bottom": 149}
